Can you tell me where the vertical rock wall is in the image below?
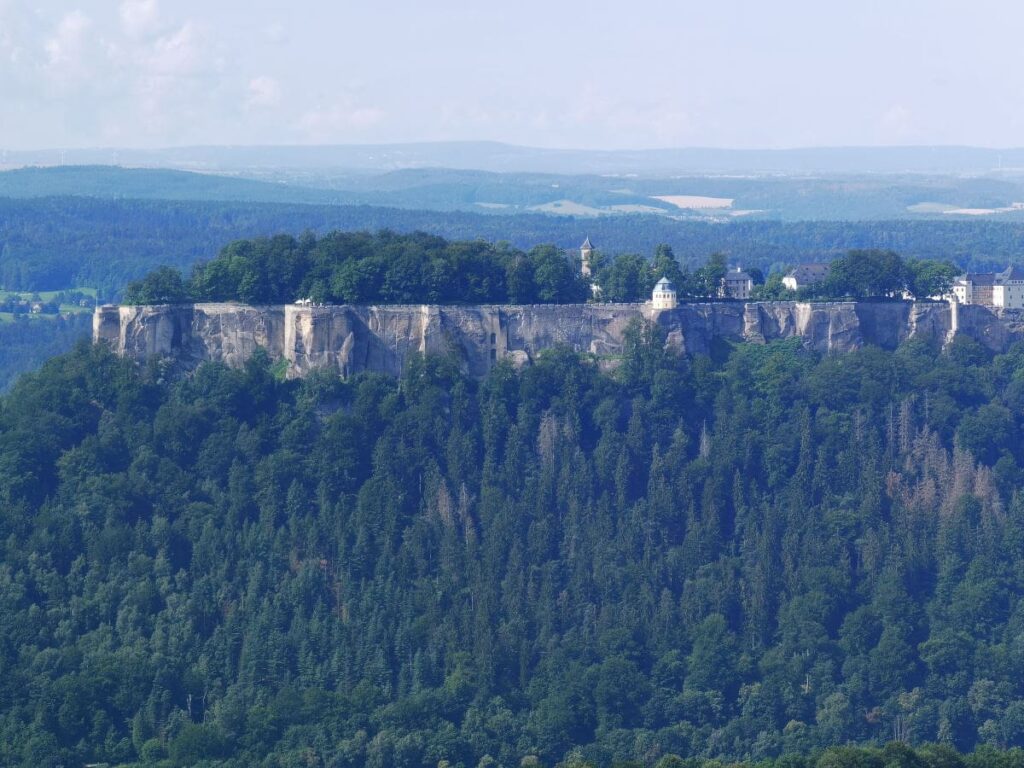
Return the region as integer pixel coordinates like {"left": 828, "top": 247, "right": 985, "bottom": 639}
{"left": 94, "top": 300, "right": 1016, "bottom": 379}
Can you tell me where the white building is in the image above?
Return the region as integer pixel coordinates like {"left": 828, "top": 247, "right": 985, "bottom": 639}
{"left": 721, "top": 267, "right": 753, "bottom": 299}
{"left": 580, "top": 237, "right": 594, "bottom": 277}
{"left": 652, "top": 277, "right": 678, "bottom": 309}
{"left": 782, "top": 263, "right": 831, "bottom": 292}
{"left": 953, "top": 266, "right": 1024, "bottom": 308}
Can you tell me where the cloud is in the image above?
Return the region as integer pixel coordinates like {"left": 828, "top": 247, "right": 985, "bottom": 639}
{"left": 119, "top": 0, "right": 160, "bottom": 39}
{"left": 880, "top": 104, "right": 918, "bottom": 142}
{"left": 298, "top": 101, "right": 386, "bottom": 141}
{"left": 44, "top": 10, "right": 92, "bottom": 68}
{"left": 147, "top": 21, "right": 209, "bottom": 78}
{"left": 247, "top": 76, "right": 282, "bottom": 109}
{"left": 0, "top": 4, "right": 37, "bottom": 70}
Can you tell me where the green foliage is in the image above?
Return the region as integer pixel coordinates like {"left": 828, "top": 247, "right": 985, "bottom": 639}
{"left": 0, "top": 313, "right": 92, "bottom": 391}
{"left": 2, "top": 337, "right": 1024, "bottom": 766}
{"left": 595, "top": 253, "right": 655, "bottom": 303}
{"left": 184, "top": 231, "right": 589, "bottom": 305}
{"left": 821, "top": 249, "right": 908, "bottom": 298}
{"left": 123, "top": 265, "right": 190, "bottom": 304}
{"left": 799, "top": 250, "right": 955, "bottom": 300}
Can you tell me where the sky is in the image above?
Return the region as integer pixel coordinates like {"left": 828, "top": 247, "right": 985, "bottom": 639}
{"left": 1, "top": 0, "right": 1023, "bottom": 151}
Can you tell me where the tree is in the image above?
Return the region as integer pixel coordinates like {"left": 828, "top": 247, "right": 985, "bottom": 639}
{"left": 905, "top": 259, "right": 959, "bottom": 300}
{"left": 124, "top": 265, "right": 189, "bottom": 304}
{"left": 752, "top": 271, "right": 797, "bottom": 300}
{"left": 528, "top": 245, "right": 588, "bottom": 303}
{"left": 686, "top": 615, "right": 740, "bottom": 696}
{"left": 653, "top": 244, "right": 686, "bottom": 288}
{"left": 167, "top": 723, "right": 227, "bottom": 767}
{"left": 956, "top": 404, "right": 1014, "bottom": 465}
{"left": 596, "top": 254, "right": 653, "bottom": 303}
{"left": 693, "top": 253, "right": 728, "bottom": 297}
{"left": 822, "top": 250, "right": 907, "bottom": 298}
{"left": 593, "top": 657, "right": 651, "bottom": 728}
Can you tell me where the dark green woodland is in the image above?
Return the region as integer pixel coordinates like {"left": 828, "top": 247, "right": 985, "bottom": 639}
{"left": 2, "top": 320, "right": 1024, "bottom": 767}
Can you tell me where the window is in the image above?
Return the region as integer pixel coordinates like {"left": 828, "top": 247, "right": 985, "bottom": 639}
{"left": 490, "top": 333, "right": 496, "bottom": 344}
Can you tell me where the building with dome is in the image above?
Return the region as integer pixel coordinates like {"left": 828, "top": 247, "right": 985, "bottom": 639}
{"left": 652, "top": 277, "right": 677, "bottom": 309}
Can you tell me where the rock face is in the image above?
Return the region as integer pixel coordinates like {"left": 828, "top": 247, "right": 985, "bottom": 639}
{"left": 94, "top": 300, "right": 1022, "bottom": 379}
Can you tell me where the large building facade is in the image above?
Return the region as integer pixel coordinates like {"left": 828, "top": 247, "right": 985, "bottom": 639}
{"left": 721, "top": 267, "right": 753, "bottom": 299}
{"left": 953, "top": 266, "right": 1024, "bottom": 308}
{"left": 783, "top": 263, "right": 831, "bottom": 291}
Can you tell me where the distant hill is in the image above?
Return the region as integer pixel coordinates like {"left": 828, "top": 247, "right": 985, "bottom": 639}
{"left": 9, "top": 141, "right": 1024, "bottom": 175}
{"left": 6, "top": 165, "right": 1024, "bottom": 221}
{"left": 4, "top": 195, "right": 1024, "bottom": 300}
{"left": 0, "top": 165, "right": 347, "bottom": 205}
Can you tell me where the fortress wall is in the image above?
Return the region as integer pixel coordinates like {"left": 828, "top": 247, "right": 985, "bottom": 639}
{"left": 95, "top": 300, "right": 1009, "bottom": 379}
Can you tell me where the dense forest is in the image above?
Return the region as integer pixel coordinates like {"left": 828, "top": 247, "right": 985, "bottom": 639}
{"left": 6, "top": 195, "right": 1024, "bottom": 296}
{"left": 0, "top": 314, "right": 92, "bottom": 391}
{"left": 3, "top": 327, "right": 1024, "bottom": 766}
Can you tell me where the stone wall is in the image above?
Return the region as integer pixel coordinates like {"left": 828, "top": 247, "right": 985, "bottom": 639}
{"left": 94, "top": 300, "right": 1020, "bottom": 379}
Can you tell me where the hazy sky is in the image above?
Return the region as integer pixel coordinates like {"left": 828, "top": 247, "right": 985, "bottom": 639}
{"left": 2, "top": 0, "right": 1023, "bottom": 150}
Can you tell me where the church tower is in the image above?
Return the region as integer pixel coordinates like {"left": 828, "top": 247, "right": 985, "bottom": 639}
{"left": 580, "top": 237, "right": 593, "bottom": 277}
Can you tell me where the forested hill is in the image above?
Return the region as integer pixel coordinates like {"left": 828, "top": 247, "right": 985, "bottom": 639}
{"left": 7, "top": 195, "right": 1024, "bottom": 296}
{"left": 0, "top": 165, "right": 348, "bottom": 205}
{"left": 3, "top": 329, "right": 1024, "bottom": 767}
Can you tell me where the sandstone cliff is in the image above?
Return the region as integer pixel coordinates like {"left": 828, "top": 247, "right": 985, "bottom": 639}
{"left": 94, "top": 300, "right": 1020, "bottom": 379}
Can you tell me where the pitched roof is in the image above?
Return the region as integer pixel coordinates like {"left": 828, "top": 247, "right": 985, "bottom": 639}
{"left": 654, "top": 276, "right": 675, "bottom": 291}
{"left": 581, "top": 237, "right": 593, "bottom": 249}
{"left": 967, "top": 272, "right": 996, "bottom": 286}
{"left": 726, "top": 267, "right": 752, "bottom": 281}
{"left": 785, "top": 263, "right": 831, "bottom": 282}
{"left": 999, "top": 265, "right": 1024, "bottom": 281}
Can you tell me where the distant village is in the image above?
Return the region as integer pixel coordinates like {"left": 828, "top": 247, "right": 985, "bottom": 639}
{"left": 0, "top": 290, "right": 94, "bottom": 317}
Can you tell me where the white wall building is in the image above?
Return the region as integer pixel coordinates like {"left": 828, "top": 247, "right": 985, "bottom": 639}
{"left": 652, "top": 277, "right": 678, "bottom": 309}
{"left": 580, "top": 237, "right": 593, "bottom": 277}
{"left": 953, "top": 266, "right": 1024, "bottom": 308}
{"left": 783, "top": 263, "right": 831, "bottom": 292}
{"left": 721, "top": 267, "right": 753, "bottom": 299}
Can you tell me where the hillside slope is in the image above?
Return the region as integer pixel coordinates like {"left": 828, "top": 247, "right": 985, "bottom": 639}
{"left": 1, "top": 334, "right": 1023, "bottom": 766}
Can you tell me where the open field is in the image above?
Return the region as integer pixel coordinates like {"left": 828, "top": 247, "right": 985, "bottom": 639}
{"left": 653, "top": 194, "right": 735, "bottom": 209}
{"left": 0, "top": 287, "right": 98, "bottom": 321}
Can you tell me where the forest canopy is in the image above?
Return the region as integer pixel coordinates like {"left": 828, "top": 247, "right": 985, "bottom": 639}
{"left": 5, "top": 193, "right": 1024, "bottom": 298}
{"left": 126, "top": 231, "right": 591, "bottom": 305}
{"left": 2, "top": 330, "right": 1024, "bottom": 766}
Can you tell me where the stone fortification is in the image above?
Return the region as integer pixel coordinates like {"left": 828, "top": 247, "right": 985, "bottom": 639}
{"left": 93, "top": 301, "right": 1024, "bottom": 379}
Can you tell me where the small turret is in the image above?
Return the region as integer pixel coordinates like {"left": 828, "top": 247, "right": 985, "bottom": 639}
{"left": 652, "top": 277, "right": 677, "bottom": 309}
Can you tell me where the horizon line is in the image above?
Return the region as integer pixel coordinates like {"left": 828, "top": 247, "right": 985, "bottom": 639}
{"left": 6, "top": 141, "right": 1024, "bottom": 155}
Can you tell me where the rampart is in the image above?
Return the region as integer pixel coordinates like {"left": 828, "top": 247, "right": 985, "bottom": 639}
{"left": 93, "top": 301, "right": 1024, "bottom": 378}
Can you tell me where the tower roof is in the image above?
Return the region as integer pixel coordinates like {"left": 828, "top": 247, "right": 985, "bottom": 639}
{"left": 654, "top": 276, "right": 675, "bottom": 291}
{"left": 581, "top": 237, "right": 593, "bottom": 249}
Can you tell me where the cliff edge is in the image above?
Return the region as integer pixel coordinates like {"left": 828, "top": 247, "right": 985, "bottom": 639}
{"left": 94, "top": 301, "right": 1021, "bottom": 379}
